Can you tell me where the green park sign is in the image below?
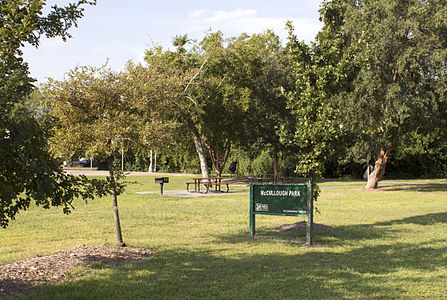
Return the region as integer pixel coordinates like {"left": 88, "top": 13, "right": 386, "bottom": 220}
{"left": 249, "top": 183, "right": 314, "bottom": 245}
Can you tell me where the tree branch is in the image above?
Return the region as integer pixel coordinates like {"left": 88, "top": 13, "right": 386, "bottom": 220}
{"left": 184, "top": 54, "right": 210, "bottom": 94}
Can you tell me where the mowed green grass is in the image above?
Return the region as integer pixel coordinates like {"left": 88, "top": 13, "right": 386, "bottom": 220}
{"left": 1, "top": 175, "right": 447, "bottom": 299}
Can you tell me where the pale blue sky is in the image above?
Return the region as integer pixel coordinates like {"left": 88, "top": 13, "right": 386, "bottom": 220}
{"left": 23, "top": 0, "right": 323, "bottom": 83}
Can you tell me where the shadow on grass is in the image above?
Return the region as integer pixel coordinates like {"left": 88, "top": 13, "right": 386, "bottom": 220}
{"left": 214, "top": 223, "right": 401, "bottom": 248}
{"left": 25, "top": 241, "right": 447, "bottom": 299}
{"left": 246, "top": 212, "right": 447, "bottom": 244}
{"left": 380, "top": 183, "right": 447, "bottom": 193}
{"left": 375, "top": 212, "right": 447, "bottom": 226}
{"left": 25, "top": 212, "right": 447, "bottom": 299}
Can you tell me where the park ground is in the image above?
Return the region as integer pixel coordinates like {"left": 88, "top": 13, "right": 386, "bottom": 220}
{"left": 1, "top": 173, "right": 447, "bottom": 299}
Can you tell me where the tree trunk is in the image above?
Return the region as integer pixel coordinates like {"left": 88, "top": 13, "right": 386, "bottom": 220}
{"left": 209, "top": 146, "right": 223, "bottom": 178}
{"left": 365, "top": 148, "right": 392, "bottom": 189}
{"left": 206, "top": 141, "right": 231, "bottom": 179}
{"left": 192, "top": 132, "right": 210, "bottom": 179}
{"left": 108, "top": 156, "right": 126, "bottom": 247}
{"left": 273, "top": 145, "right": 279, "bottom": 184}
{"left": 121, "top": 144, "right": 124, "bottom": 172}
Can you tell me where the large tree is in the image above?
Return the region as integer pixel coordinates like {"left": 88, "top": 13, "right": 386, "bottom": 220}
{"left": 146, "top": 32, "right": 251, "bottom": 178}
{"left": 232, "top": 31, "right": 295, "bottom": 182}
{"left": 0, "top": 0, "right": 103, "bottom": 227}
{"left": 287, "top": 0, "right": 446, "bottom": 189}
{"left": 144, "top": 42, "right": 210, "bottom": 177}
{"left": 168, "top": 31, "right": 297, "bottom": 179}
{"left": 284, "top": 5, "right": 360, "bottom": 181}
{"left": 284, "top": 20, "right": 350, "bottom": 203}
{"left": 186, "top": 32, "right": 252, "bottom": 177}
{"left": 321, "top": 0, "right": 446, "bottom": 188}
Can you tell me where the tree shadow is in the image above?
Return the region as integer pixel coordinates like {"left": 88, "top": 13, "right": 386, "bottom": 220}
{"left": 215, "top": 211, "right": 447, "bottom": 246}
{"left": 374, "top": 212, "right": 447, "bottom": 226}
{"left": 18, "top": 212, "right": 447, "bottom": 298}
{"left": 380, "top": 183, "right": 447, "bottom": 193}
{"left": 215, "top": 224, "right": 394, "bottom": 247}
{"left": 25, "top": 239, "right": 447, "bottom": 299}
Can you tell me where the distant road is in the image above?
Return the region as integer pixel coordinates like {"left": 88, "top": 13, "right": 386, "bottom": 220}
{"left": 63, "top": 169, "right": 446, "bottom": 189}
{"left": 63, "top": 169, "right": 191, "bottom": 177}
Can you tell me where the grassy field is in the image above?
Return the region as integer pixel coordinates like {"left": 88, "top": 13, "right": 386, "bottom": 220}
{"left": 1, "top": 175, "right": 447, "bottom": 299}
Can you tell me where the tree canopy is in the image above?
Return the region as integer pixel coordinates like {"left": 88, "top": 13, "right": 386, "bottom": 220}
{"left": 285, "top": 0, "right": 447, "bottom": 188}
{"left": 232, "top": 31, "right": 295, "bottom": 182}
{"left": 337, "top": 0, "right": 446, "bottom": 188}
{"left": 0, "top": 0, "right": 102, "bottom": 227}
{"left": 144, "top": 31, "right": 297, "bottom": 178}
{"left": 44, "top": 60, "right": 184, "bottom": 245}
{"left": 145, "top": 32, "right": 252, "bottom": 177}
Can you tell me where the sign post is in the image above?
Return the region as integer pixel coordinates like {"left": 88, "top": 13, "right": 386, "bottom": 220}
{"left": 306, "top": 184, "right": 313, "bottom": 245}
{"left": 249, "top": 183, "right": 314, "bottom": 245}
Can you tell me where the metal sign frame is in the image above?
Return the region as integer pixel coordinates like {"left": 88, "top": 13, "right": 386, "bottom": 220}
{"left": 249, "top": 183, "right": 314, "bottom": 245}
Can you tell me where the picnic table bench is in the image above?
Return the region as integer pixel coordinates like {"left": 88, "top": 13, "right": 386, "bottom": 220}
{"left": 182, "top": 164, "right": 199, "bottom": 173}
{"left": 186, "top": 177, "right": 232, "bottom": 193}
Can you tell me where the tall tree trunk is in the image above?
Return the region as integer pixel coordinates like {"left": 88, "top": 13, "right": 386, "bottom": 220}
{"left": 108, "top": 156, "right": 126, "bottom": 247}
{"left": 192, "top": 132, "right": 210, "bottom": 179}
{"left": 365, "top": 148, "right": 392, "bottom": 189}
{"left": 273, "top": 145, "right": 279, "bottom": 184}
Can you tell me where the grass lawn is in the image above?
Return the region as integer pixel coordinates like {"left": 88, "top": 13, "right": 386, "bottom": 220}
{"left": 1, "top": 175, "right": 447, "bottom": 299}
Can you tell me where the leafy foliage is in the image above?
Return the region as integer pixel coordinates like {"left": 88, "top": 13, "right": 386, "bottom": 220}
{"left": 0, "top": 0, "right": 100, "bottom": 227}
{"left": 325, "top": 0, "right": 447, "bottom": 187}
{"left": 231, "top": 31, "right": 295, "bottom": 180}
{"left": 0, "top": 104, "right": 109, "bottom": 227}
{"left": 283, "top": 19, "right": 352, "bottom": 189}
{"left": 338, "top": 0, "right": 447, "bottom": 152}
{"left": 45, "top": 66, "right": 136, "bottom": 159}
{"left": 145, "top": 32, "right": 252, "bottom": 177}
{"left": 145, "top": 31, "right": 297, "bottom": 178}
{"left": 285, "top": 0, "right": 447, "bottom": 189}
{"left": 44, "top": 61, "right": 182, "bottom": 245}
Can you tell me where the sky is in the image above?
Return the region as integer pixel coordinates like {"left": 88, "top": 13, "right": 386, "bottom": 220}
{"left": 23, "top": 0, "right": 323, "bottom": 83}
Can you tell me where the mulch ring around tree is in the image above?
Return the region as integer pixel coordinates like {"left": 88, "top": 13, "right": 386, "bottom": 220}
{"left": 256, "top": 222, "right": 339, "bottom": 247}
{"left": 273, "top": 221, "right": 339, "bottom": 233}
{"left": 0, "top": 244, "right": 154, "bottom": 298}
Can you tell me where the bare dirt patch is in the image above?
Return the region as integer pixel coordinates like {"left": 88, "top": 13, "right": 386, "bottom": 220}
{"left": 0, "top": 244, "right": 154, "bottom": 298}
{"left": 255, "top": 222, "right": 338, "bottom": 247}
{"left": 273, "top": 221, "right": 339, "bottom": 233}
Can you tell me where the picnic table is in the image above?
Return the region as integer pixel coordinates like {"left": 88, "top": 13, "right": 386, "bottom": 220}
{"left": 186, "top": 176, "right": 231, "bottom": 193}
